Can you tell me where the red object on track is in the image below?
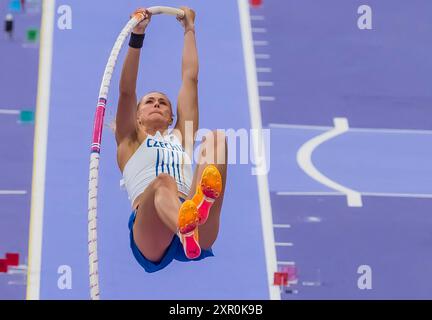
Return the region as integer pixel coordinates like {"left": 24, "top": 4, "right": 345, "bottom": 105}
{"left": 280, "top": 265, "right": 297, "bottom": 281}
{"left": 0, "top": 259, "right": 8, "bottom": 273}
{"left": 6, "top": 253, "right": 19, "bottom": 266}
{"left": 249, "top": 0, "right": 262, "bottom": 7}
{"left": 273, "top": 272, "right": 288, "bottom": 286}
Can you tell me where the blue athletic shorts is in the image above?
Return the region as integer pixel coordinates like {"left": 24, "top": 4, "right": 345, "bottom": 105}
{"left": 128, "top": 198, "right": 214, "bottom": 273}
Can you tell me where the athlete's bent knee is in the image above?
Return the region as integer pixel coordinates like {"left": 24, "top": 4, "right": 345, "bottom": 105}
{"left": 153, "top": 173, "right": 177, "bottom": 189}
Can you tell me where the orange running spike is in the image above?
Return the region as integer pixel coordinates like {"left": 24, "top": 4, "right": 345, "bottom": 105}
{"left": 200, "top": 165, "right": 222, "bottom": 199}
{"left": 178, "top": 200, "right": 198, "bottom": 235}
{"left": 196, "top": 165, "right": 222, "bottom": 225}
{"left": 178, "top": 200, "right": 201, "bottom": 259}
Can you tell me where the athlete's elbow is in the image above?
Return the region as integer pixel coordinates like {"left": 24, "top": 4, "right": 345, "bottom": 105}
{"left": 182, "top": 70, "right": 199, "bottom": 83}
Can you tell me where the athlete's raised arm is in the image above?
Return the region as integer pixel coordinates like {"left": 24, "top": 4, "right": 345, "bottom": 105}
{"left": 115, "top": 8, "right": 152, "bottom": 145}
{"left": 174, "top": 7, "right": 199, "bottom": 145}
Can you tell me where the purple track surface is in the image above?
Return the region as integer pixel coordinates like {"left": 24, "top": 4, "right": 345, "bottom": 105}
{"left": 38, "top": 0, "right": 268, "bottom": 300}
{"left": 0, "top": 0, "right": 40, "bottom": 300}
{"left": 2, "top": 0, "right": 432, "bottom": 300}
{"left": 251, "top": 0, "right": 432, "bottom": 299}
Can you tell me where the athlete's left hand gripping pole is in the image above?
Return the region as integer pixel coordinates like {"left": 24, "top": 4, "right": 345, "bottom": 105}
{"left": 87, "top": 12, "right": 145, "bottom": 301}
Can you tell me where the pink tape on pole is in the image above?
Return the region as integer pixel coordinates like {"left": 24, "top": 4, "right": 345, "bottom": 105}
{"left": 91, "top": 98, "right": 106, "bottom": 153}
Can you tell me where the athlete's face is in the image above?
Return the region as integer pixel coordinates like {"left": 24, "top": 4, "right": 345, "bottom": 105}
{"left": 137, "top": 92, "right": 173, "bottom": 129}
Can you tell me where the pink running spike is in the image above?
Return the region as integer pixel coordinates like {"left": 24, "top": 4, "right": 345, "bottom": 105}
{"left": 197, "top": 197, "right": 215, "bottom": 225}
{"left": 183, "top": 233, "right": 201, "bottom": 259}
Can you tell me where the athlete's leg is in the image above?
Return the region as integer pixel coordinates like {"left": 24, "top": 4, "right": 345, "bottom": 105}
{"left": 133, "top": 174, "right": 182, "bottom": 262}
{"left": 188, "top": 130, "right": 228, "bottom": 250}
{"left": 153, "top": 174, "right": 184, "bottom": 233}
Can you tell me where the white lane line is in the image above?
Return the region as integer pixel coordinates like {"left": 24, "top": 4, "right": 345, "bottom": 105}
{"left": 306, "top": 216, "right": 322, "bottom": 223}
{"left": 252, "top": 27, "right": 267, "bottom": 33}
{"left": 238, "top": 0, "right": 280, "bottom": 300}
{"left": 273, "top": 224, "right": 291, "bottom": 228}
{"left": 302, "top": 281, "right": 321, "bottom": 287}
{"left": 297, "top": 118, "right": 363, "bottom": 207}
{"left": 255, "top": 53, "right": 271, "bottom": 59}
{"left": 277, "top": 191, "right": 342, "bottom": 196}
{"left": 277, "top": 261, "right": 296, "bottom": 266}
{"left": 276, "top": 191, "right": 432, "bottom": 199}
{"left": 362, "top": 192, "right": 432, "bottom": 199}
{"left": 258, "top": 81, "right": 274, "bottom": 87}
{"left": 250, "top": 15, "right": 265, "bottom": 20}
{"left": 254, "top": 40, "right": 269, "bottom": 46}
{"left": 0, "top": 109, "right": 20, "bottom": 115}
{"left": 275, "top": 242, "right": 294, "bottom": 247}
{"left": 0, "top": 190, "right": 27, "bottom": 195}
{"left": 349, "top": 127, "right": 432, "bottom": 135}
{"left": 269, "top": 123, "right": 432, "bottom": 135}
{"left": 260, "top": 96, "right": 276, "bottom": 101}
{"left": 257, "top": 67, "right": 272, "bottom": 73}
{"left": 269, "top": 123, "right": 330, "bottom": 130}
{"left": 27, "top": 0, "right": 56, "bottom": 301}
{"left": 7, "top": 264, "right": 28, "bottom": 275}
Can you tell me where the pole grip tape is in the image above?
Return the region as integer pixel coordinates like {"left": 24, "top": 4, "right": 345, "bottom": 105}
{"left": 91, "top": 98, "right": 107, "bottom": 153}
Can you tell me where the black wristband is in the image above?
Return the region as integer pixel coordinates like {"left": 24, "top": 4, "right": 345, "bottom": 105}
{"left": 129, "top": 33, "right": 145, "bottom": 49}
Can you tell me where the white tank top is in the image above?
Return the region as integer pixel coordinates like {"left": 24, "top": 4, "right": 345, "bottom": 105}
{"left": 120, "top": 131, "right": 193, "bottom": 206}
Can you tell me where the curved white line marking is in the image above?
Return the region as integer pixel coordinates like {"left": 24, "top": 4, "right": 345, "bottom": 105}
{"left": 297, "top": 118, "right": 363, "bottom": 207}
